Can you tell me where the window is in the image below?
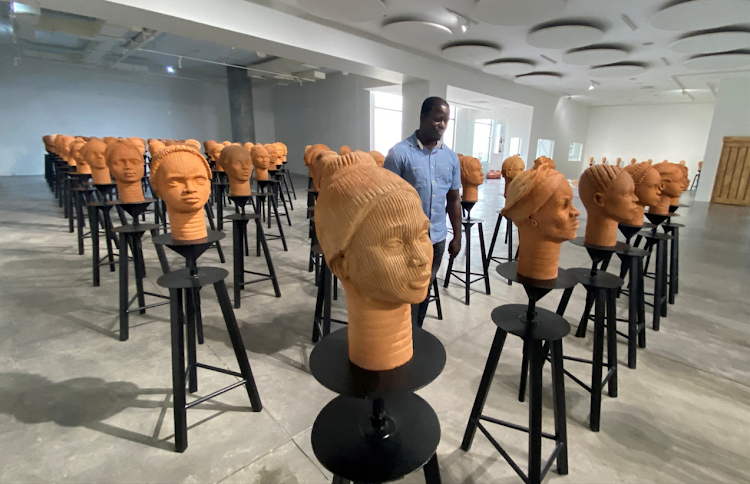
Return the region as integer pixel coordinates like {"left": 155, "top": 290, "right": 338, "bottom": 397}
{"left": 509, "top": 137, "right": 522, "bottom": 156}
{"left": 536, "top": 138, "right": 555, "bottom": 159}
{"left": 493, "top": 123, "right": 505, "bottom": 155}
{"left": 371, "top": 91, "right": 403, "bottom": 155}
{"left": 443, "top": 105, "right": 457, "bottom": 150}
{"left": 473, "top": 119, "right": 493, "bottom": 163}
{"left": 568, "top": 142, "right": 583, "bottom": 162}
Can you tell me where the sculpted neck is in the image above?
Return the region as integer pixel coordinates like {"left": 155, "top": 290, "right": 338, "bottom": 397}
{"left": 255, "top": 168, "right": 268, "bottom": 181}
{"left": 463, "top": 185, "right": 478, "bottom": 202}
{"left": 229, "top": 179, "right": 251, "bottom": 196}
{"left": 76, "top": 164, "right": 91, "bottom": 175}
{"left": 516, "top": 228, "right": 561, "bottom": 280}
{"left": 649, "top": 195, "right": 671, "bottom": 215}
{"left": 169, "top": 208, "right": 207, "bottom": 241}
{"left": 116, "top": 180, "right": 145, "bottom": 203}
{"left": 584, "top": 211, "right": 619, "bottom": 247}
{"left": 91, "top": 168, "right": 112, "bottom": 185}
{"left": 341, "top": 281, "right": 413, "bottom": 371}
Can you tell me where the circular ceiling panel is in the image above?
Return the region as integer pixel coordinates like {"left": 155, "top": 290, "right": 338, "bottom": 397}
{"left": 588, "top": 63, "right": 648, "bottom": 78}
{"left": 514, "top": 72, "right": 563, "bottom": 86}
{"left": 297, "top": 0, "right": 385, "bottom": 22}
{"left": 483, "top": 58, "right": 537, "bottom": 75}
{"left": 527, "top": 24, "right": 604, "bottom": 50}
{"left": 652, "top": 0, "right": 750, "bottom": 31}
{"left": 672, "top": 31, "right": 750, "bottom": 55}
{"left": 382, "top": 20, "right": 453, "bottom": 51}
{"left": 476, "top": 0, "right": 566, "bottom": 26}
{"left": 441, "top": 43, "right": 502, "bottom": 64}
{"left": 684, "top": 51, "right": 750, "bottom": 69}
{"left": 562, "top": 46, "right": 629, "bottom": 65}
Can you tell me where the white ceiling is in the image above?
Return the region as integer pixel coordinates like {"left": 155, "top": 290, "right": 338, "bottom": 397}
{"left": 278, "top": 0, "right": 750, "bottom": 106}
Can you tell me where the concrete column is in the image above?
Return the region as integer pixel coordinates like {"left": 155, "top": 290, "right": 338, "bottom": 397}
{"left": 695, "top": 76, "right": 750, "bottom": 202}
{"left": 226, "top": 66, "right": 255, "bottom": 143}
{"left": 401, "top": 80, "right": 448, "bottom": 139}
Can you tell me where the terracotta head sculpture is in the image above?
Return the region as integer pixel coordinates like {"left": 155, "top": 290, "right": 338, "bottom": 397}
{"left": 622, "top": 162, "right": 663, "bottom": 225}
{"left": 589, "top": 157, "right": 595, "bottom": 167}
{"left": 305, "top": 144, "right": 331, "bottom": 189}
{"left": 184, "top": 139, "right": 201, "bottom": 151}
{"left": 264, "top": 144, "right": 280, "bottom": 169}
{"left": 43, "top": 135, "right": 57, "bottom": 153}
{"left": 209, "top": 143, "right": 225, "bottom": 171}
{"left": 501, "top": 161, "right": 579, "bottom": 280}
{"left": 70, "top": 140, "right": 90, "bottom": 174}
{"left": 102, "top": 137, "right": 117, "bottom": 147}
{"left": 57, "top": 135, "right": 76, "bottom": 166}
{"left": 579, "top": 165, "right": 639, "bottom": 247}
{"left": 316, "top": 162, "right": 432, "bottom": 371}
{"left": 127, "top": 138, "right": 147, "bottom": 157}
{"left": 244, "top": 142, "right": 254, "bottom": 152}
{"left": 601, "top": 157, "right": 608, "bottom": 165}
{"left": 251, "top": 145, "right": 271, "bottom": 181}
{"left": 219, "top": 145, "right": 253, "bottom": 196}
{"left": 275, "top": 142, "right": 288, "bottom": 163}
{"left": 81, "top": 139, "right": 110, "bottom": 184}
{"left": 368, "top": 150, "right": 386, "bottom": 168}
{"left": 316, "top": 151, "right": 377, "bottom": 193}
{"left": 616, "top": 157, "right": 622, "bottom": 168}
{"left": 698, "top": 161, "right": 703, "bottom": 171}
{"left": 679, "top": 160, "right": 686, "bottom": 166}
{"left": 150, "top": 146, "right": 211, "bottom": 241}
{"left": 673, "top": 164, "right": 689, "bottom": 203}
{"left": 460, "top": 156, "right": 484, "bottom": 202}
{"left": 222, "top": 141, "right": 231, "bottom": 147}
{"left": 340, "top": 145, "right": 352, "bottom": 156}
{"left": 648, "top": 163, "right": 683, "bottom": 214}
{"left": 630, "top": 158, "right": 637, "bottom": 165}
{"left": 501, "top": 155, "right": 525, "bottom": 197}
{"left": 106, "top": 140, "right": 145, "bottom": 203}
{"left": 148, "top": 139, "right": 166, "bottom": 158}
{"left": 533, "top": 156, "right": 556, "bottom": 170}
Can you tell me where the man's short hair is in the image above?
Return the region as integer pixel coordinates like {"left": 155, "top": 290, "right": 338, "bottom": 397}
{"left": 421, "top": 97, "right": 449, "bottom": 117}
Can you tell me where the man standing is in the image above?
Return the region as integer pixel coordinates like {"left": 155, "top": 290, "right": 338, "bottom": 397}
{"left": 384, "top": 97, "right": 462, "bottom": 327}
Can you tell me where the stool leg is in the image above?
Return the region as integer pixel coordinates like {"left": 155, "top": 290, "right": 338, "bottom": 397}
{"left": 185, "top": 287, "right": 198, "bottom": 393}
{"left": 550, "top": 339, "right": 569, "bottom": 475}
{"left": 669, "top": 231, "right": 677, "bottom": 304}
{"left": 653, "top": 241, "right": 665, "bottom": 328}
{"left": 606, "top": 289, "right": 618, "bottom": 398}
{"left": 214, "top": 279, "right": 263, "bottom": 411}
{"left": 590, "top": 289, "right": 605, "bottom": 432}
{"left": 461, "top": 328, "right": 508, "bottom": 451}
{"left": 151, "top": 229, "right": 171, "bottom": 274}
{"left": 443, "top": 255, "right": 455, "bottom": 288}
{"left": 433, "top": 279, "right": 443, "bottom": 320}
{"left": 660, "top": 240, "right": 668, "bottom": 317}
{"left": 312, "top": 269, "right": 325, "bottom": 343}
{"left": 478, "top": 222, "right": 491, "bottom": 295}
{"left": 255, "top": 218, "right": 282, "bottom": 297}
{"left": 91, "top": 205, "right": 100, "bottom": 287}
{"left": 506, "top": 218, "right": 513, "bottom": 285}
{"left": 556, "top": 287, "right": 574, "bottom": 316}
{"left": 76, "top": 191, "right": 85, "bottom": 254}
{"left": 528, "top": 339, "right": 544, "bottom": 484}
{"left": 132, "top": 236, "right": 147, "bottom": 315}
{"left": 217, "top": 187, "right": 224, "bottom": 231}
{"left": 464, "top": 223, "right": 471, "bottom": 305}
{"left": 119, "top": 232, "right": 129, "bottom": 342}
{"left": 322, "top": 262, "right": 332, "bottom": 337}
{"left": 674, "top": 227, "right": 679, "bottom": 296}
{"left": 270, "top": 196, "right": 288, "bottom": 251}
{"left": 485, "top": 213, "right": 502, "bottom": 269}
{"left": 637, "top": 259, "right": 647, "bottom": 349}
{"left": 169, "top": 288, "right": 188, "bottom": 452}
{"left": 332, "top": 477, "right": 350, "bottom": 484}
{"left": 518, "top": 340, "right": 529, "bottom": 403}
{"left": 103, "top": 209, "right": 117, "bottom": 272}
{"left": 233, "top": 221, "right": 243, "bottom": 308}
{"left": 627, "top": 257, "right": 638, "bottom": 369}
{"left": 575, "top": 289, "right": 595, "bottom": 338}
{"left": 423, "top": 453, "right": 442, "bottom": 484}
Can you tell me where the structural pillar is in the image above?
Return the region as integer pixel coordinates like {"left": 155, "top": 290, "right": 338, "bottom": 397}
{"left": 226, "top": 66, "right": 256, "bottom": 144}
{"left": 401, "top": 80, "right": 448, "bottom": 139}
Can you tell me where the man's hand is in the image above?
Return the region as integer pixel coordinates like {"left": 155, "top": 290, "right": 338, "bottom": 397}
{"left": 448, "top": 236, "right": 461, "bottom": 259}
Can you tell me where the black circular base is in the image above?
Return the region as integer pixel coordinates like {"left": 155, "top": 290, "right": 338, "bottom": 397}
{"left": 461, "top": 217, "right": 483, "bottom": 224}
{"left": 664, "top": 222, "right": 685, "bottom": 228}
{"left": 614, "top": 246, "right": 649, "bottom": 258}
{"left": 152, "top": 230, "right": 225, "bottom": 247}
{"left": 107, "top": 198, "right": 156, "bottom": 207}
{"left": 311, "top": 243, "right": 323, "bottom": 256}
{"left": 496, "top": 261, "right": 578, "bottom": 289}
{"left": 311, "top": 394, "right": 440, "bottom": 483}
{"left": 310, "top": 326, "right": 446, "bottom": 398}
{"left": 570, "top": 236, "right": 630, "bottom": 252}
{"left": 491, "top": 304, "right": 570, "bottom": 340}
{"left": 112, "top": 223, "right": 160, "bottom": 234}
{"left": 157, "top": 266, "right": 228, "bottom": 289}
{"left": 224, "top": 213, "right": 260, "bottom": 222}
{"left": 567, "top": 267, "right": 624, "bottom": 289}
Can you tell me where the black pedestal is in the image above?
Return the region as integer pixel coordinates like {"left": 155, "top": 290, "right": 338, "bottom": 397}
{"left": 153, "top": 230, "right": 263, "bottom": 453}
{"left": 487, "top": 211, "right": 516, "bottom": 285}
{"left": 311, "top": 244, "right": 346, "bottom": 342}
{"left": 310, "top": 326, "right": 445, "bottom": 483}
{"left": 256, "top": 180, "right": 288, "bottom": 251}
{"left": 444, "top": 217, "right": 491, "bottom": 305}
{"left": 88, "top": 201, "right": 118, "bottom": 286}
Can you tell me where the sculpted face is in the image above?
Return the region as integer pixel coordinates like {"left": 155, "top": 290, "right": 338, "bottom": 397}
{"left": 108, "top": 144, "right": 144, "bottom": 183}
{"left": 155, "top": 155, "right": 211, "bottom": 213}
{"left": 502, "top": 156, "right": 525, "bottom": 181}
{"left": 602, "top": 173, "right": 639, "bottom": 223}
{"left": 264, "top": 144, "right": 279, "bottom": 166}
{"left": 221, "top": 146, "right": 253, "bottom": 182}
{"left": 655, "top": 165, "right": 683, "bottom": 198}
{"left": 635, "top": 168, "right": 663, "bottom": 207}
{"left": 209, "top": 144, "right": 224, "bottom": 162}
{"left": 678, "top": 165, "right": 690, "bottom": 192}
{"left": 530, "top": 182, "right": 580, "bottom": 243}
{"left": 465, "top": 157, "right": 484, "bottom": 185}
{"left": 83, "top": 140, "right": 107, "bottom": 169}
{"left": 70, "top": 141, "right": 85, "bottom": 165}
{"left": 252, "top": 146, "right": 271, "bottom": 170}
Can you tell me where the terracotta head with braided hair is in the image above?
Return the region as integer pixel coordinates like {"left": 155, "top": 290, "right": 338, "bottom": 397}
{"left": 106, "top": 140, "right": 145, "bottom": 202}
{"left": 579, "top": 165, "right": 639, "bottom": 246}
{"left": 622, "top": 162, "right": 662, "bottom": 225}
{"left": 648, "top": 163, "right": 683, "bottom": 215}
{"left": 501, "top": 160, "right": 579, "bottom": 280}
{"left": 315, "top": 158, "right": 432, "bottom": 371}
{"left": 150, "top": 146, "right": 211, "bottom": 241}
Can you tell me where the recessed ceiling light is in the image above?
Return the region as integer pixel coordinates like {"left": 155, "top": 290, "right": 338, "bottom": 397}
{"left": 166, "top": 66, "right": 175, "bottom": 73}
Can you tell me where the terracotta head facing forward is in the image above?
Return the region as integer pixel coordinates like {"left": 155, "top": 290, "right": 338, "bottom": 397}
{"left": 82, "top": 139, "right": 111, "bottom": 184}
{"left": 106, "top": 140, "right": 145, "bottom": 203}
{"left": 219, "top": 145, "right": 253, "bottom": 196}
{"left": 251, "top": 145, "right": 271, "bottom": 181}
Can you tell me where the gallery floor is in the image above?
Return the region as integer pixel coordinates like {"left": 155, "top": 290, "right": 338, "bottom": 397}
{"left": 0, "top": 174, "right": 748, "bottom": 484}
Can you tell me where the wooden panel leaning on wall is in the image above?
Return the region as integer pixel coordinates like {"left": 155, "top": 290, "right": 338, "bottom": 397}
{"left": 711, "top": 136, "right": 750, "bottom": 206}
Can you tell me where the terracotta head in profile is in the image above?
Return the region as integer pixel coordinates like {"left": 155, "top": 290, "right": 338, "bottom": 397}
{"left": 150, "top": 146, "right": 211, "bottom": 241}
{"left": 305, "top": 144, "right": 332, "bottom": 190}
{"left": 106, "top": 140, "right": 145, "bottom": 203}
{"left": 219, "top": 145, "right": 253, "bottom": 196}
{"left": 316, "top": 161, "right": 431, "bottom": 371}
{"left": 631, "top": 158, "right": 637, "bottom": 165}
{"left": 57, "top": 135, "right": 76, "bottom": 166}
{"left": 251, "top": 145, "right": 271, "bottom": 181}
{"left": 648, "top": 163, "right": 683, "bottom": 214}
{"left": 275, "top": 142, "right": 288, "bottom": 163}
{"left": 70, "top": 140, "right": 89, "bottom": 174}
{"left": 460, "top": 156, "right": 484, "bottom": 202}
{"left": 244, "top": 142, "right": 254, "bottom": 152}
{"left": 184, "top": 139, "right": 201, "bottom": 151}
{"left": 340, "top": 145, "right": 352, "bottom": 156}
{"left": 43, "top": 135, "right": 57, "bottom": 153}
{"left": 622, "top": 162, "right": 662, "bottom": 225}
{"left": 533, "top": 156, "right": 555, "bottom": 170}
{"left": 501, "top": 161, "right": 579, "bottom": 280}
{"left": 501, "top": 155, "right": 525, "bottom": 197}
{"left": 82, "top": 139, "right": 110, "bottom": 184}
{"left": 579, "top": 165, "right": 639, "bottom": 246}
{"left": 264, "top": 144, "right": 280, "bottom": 168}
{"left": 368, "top": 150, "right": 386, "bottom": 168}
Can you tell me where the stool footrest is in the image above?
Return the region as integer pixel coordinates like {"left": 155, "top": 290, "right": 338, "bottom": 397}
{"left": 185, "top": 379, "right": 247, "bottom": 409}
{"left": 125, "top": 292, "right": 170, "bottom": 313}
{"left": 479, "top": 415, "right": 557, "bottom": 440}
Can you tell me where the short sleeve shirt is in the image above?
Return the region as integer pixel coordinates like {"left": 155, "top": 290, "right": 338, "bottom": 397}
{"left": 384, "top": 132, "right": 461, "bottom": 243}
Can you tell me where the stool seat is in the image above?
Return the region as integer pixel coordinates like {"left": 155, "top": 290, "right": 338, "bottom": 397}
{"left": 614, "top": 246, "right": 649, "bottom": 258}
{"left": 113, "top": 223, "right": 160, "bottom": 234}
{"left": 462, "top": 217, "right": 484, "bottom": 224}
{"left": 568, "top": 268, "right": 624, "bottom": 289}
{"left": 491, "top": 304, "right": 570, "bottom": 340}
{"left": 224, "top": 213, "right": 261, "bottom": 222}
{"left": 639, "top": 231, "right": 673, "bottom": 241}
{"left": 158, "top": 267, "right": 229, "bottom": 288}
{"left": 73, "top": 186, "right": 96, "bottom": 192}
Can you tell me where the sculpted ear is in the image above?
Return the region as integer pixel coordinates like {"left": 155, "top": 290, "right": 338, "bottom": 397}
{"left": 593, "top": 192, "right": 606, "bottom": 207}
{"left": 328, "top": 253, "right": 349, "bottom": 281}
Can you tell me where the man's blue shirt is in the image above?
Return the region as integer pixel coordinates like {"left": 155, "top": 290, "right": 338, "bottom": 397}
{"left": 384, "top": 132, "right": 461, "bottom": 242}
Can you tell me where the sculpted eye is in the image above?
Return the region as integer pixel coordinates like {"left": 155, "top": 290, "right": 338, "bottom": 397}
{"left": 384, "top": 239, "right": 403, "bottom": 250}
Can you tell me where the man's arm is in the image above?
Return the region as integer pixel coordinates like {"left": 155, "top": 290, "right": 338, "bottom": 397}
{"left": 447, "top": 189, "right": 462, "bottom": 258}
{"left": 383, "top": 147, "right": 402, "bottom": 176}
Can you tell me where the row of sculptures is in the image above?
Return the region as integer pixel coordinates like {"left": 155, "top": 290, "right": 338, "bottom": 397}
{"left": 588, "top": 156, "right": 702, "bottom": 172}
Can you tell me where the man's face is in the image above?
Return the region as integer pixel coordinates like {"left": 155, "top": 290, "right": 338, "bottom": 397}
{"left": 420, "top": 104, "right": 450, "bottom": 141}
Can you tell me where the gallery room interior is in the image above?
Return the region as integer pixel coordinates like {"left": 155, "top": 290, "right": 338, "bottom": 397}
{"left": 1, "top": 0, "right": 749, "bottom": 483}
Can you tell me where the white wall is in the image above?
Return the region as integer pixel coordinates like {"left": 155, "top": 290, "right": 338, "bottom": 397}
{"left": 531, "top": 97, "right": 591, "bottom": 179}
{"left": 271, "top": 73, "right": 371, "bottom": 175}
{"left": 695, "top": 76, "right": 750, "bottom": 202}
{"left": 584, "top": 102, "right": 714, "bottom": 179}
{"left": 0, "top": 56, "right": 232, "bottom": 176}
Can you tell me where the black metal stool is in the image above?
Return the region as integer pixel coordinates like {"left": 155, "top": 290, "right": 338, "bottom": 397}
{"left": 73, "top": 184, "right": 97, "bottom": 254}
{"left": 663, "top": 221, "right": 683, "bottom": 304}
{"left": 268, "top": 169, "right": 292, "bottom": 226}
{"left": 277, "top": 165, "right": 294, "bottom": 210}
{"left": 112, "top": 200, "right": 171, "bottom": 342}
{"left": 462, "top": 262, "right": 573, "bottom": 484}
{"left": 635, "top": 213, "right": 674, "bottom": 331}
{"left": 225, "top": 195, "right": 281, "bottom": 308}
{"left": 283, "top": 163, "right": 297, "bottom": 200}
{"left": 67, "top": 173, "right": 91, "bottom": 232}
{"left": 153, "top": 230, "right": 262, "bottom": 453}
{"left": 444, "top": 203, "right": 491, "bottom": 305}
{"left": 256, "top": 180, "right": 288, "bottom": 251}
{"left": 486, "top": 211, "right": 516, "bottom": 286}
{"left": 311, "top": 244, "right": 347, "bottom": 343}
{"left": 557, "top": 239, "right": 623, "bottom": 431}
{"left": 307, "top": 187, "right": 318, "bottom": 220}
{"left": 213, "top": 179, "right": 230, "bottom": 231}
{"left": 426, "top": 279, "right": 443, "bottom": 321}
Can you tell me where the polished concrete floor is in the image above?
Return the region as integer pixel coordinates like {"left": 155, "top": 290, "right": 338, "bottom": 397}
{"left": 0, "top": 174, "right": 748, "bottom": 484}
